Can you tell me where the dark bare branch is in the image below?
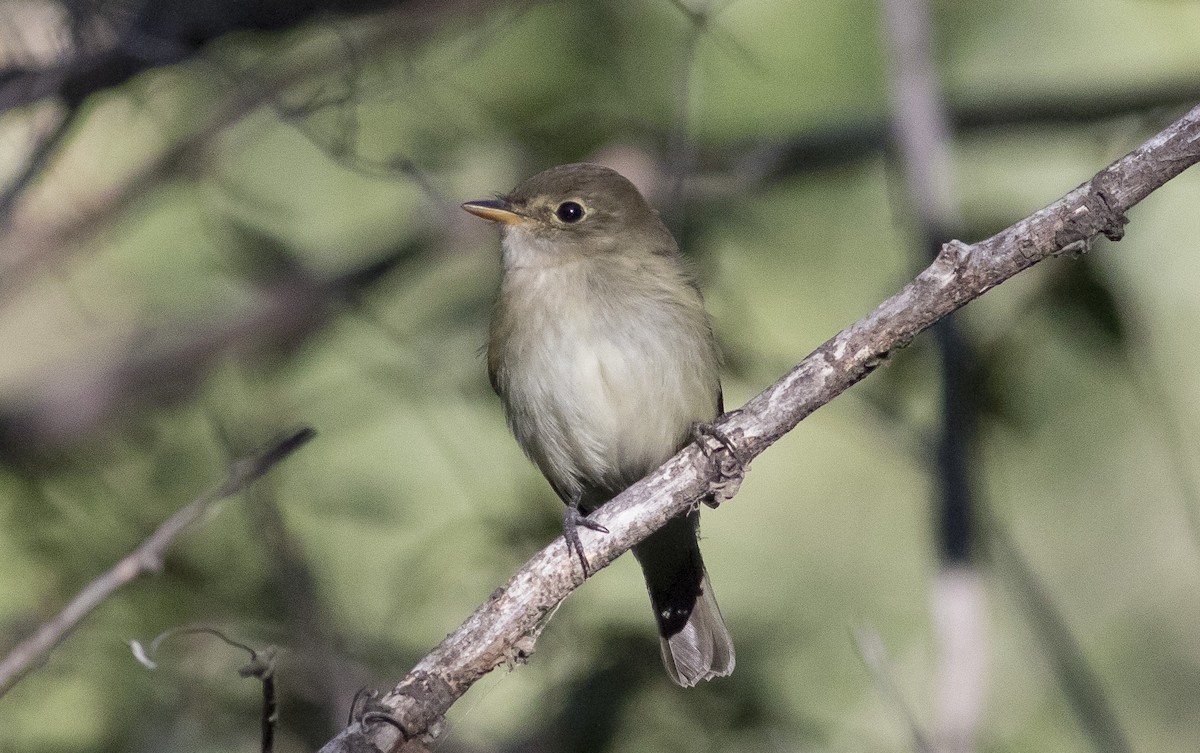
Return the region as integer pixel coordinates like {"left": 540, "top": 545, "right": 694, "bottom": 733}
{"left": 0, "top": 428, "right": 316, "bottom": 697}
{"left": 0, "top": 0, "right": 497, "bottom": 297}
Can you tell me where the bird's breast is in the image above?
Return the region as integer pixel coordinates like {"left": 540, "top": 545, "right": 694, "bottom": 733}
{"left": 491, "top": 260, "right": 719, "bottom": 500}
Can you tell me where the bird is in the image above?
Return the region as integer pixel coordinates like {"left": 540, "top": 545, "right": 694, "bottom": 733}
{"left": 461, "top": 162, "right": 734, "bottom": 687}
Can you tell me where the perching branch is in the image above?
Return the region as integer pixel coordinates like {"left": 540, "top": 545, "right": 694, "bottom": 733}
{"left": 319, "top": 105, "right": 1200, "bottom": 753}
{"left": 0, "top": 428, "right": 316, "bottom": 698}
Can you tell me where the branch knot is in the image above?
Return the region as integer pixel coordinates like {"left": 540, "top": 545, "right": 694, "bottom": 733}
{"left": 1092, "top": 187, "right": 1129, "bottom": 241}
{"left": 928, "top": 240, "right": 973, "bottom": 285}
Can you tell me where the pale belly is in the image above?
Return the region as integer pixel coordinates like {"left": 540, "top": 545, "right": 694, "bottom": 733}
{"left": 501, "top": 301, "right": 719, "bottom": 503}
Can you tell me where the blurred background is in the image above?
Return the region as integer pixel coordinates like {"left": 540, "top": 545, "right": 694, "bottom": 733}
{"left": 2, "top": 0, "right": 1200, "bottom": 751}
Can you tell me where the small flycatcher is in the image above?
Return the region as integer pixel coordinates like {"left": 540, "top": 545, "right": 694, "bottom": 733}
{"left": 462, "top": 163, "right": 734, "bottom": 687}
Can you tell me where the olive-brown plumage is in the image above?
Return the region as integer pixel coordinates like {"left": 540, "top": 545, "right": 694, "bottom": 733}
{"left": 463, "top": 163, "right": 734, "bottom": 687}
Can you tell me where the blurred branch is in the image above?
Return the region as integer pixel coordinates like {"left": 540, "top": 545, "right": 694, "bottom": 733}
{"left": 0, "top": 0, "right": 498, "bottom": 295}
{"left": 0, "top": 0, "right": 404, "bottom": 229}
{"left": 879, "top": 1, "right": 984, "bottom": 752}
{"left": 0, "top": 0, "right": 410, "bottom": 116}
{"left": 0, "top": 239, "right": 418, "bottom": 449}
{"left": 881, "top": 0, "right": 958, "bottom": 229}
{"left": 0, "top": 102, "right": 76, "bottom": 227}
{"left": 209, "top": 31, "right": 451, "bottom": 209}
{"left": 1030, "top": 257, "right": 1200, "bottom": 550}
{"left": 853, "top": 626, "right": 935, "bottom": 753}
{"left": 246, "top": 482, "right": 358, "bottom": 734}
{"left": 0, "top": 278, "right": 326, "bottom": 447}
{"left": 745, "top": 80, "right": 1200, "bottom": 182}
{"left": 0, "top": 427, "right": 315, "bottom": 698}
{"left": 131, "top": 625, "right": 280, "bottom": 753}
{"left": 988, "top": 514, "right": 1134, "bottom": 753}
{"left": 317, "top": 105, "right": 1200, "bottom": 753}
{"left": 1126, "top": 355, "right": 1200, "bottom": 544}
{"left": 660, "top": 0, "right": 705, "bottom": 232}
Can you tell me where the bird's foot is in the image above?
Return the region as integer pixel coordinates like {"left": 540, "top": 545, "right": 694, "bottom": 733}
{"left": 691, "top": 415, "right": 746, "bottom": 508}
{"left": 348, "top": 688, "right": 410, "bottom": 740}
{"left": 563, "top": 496, "right": 608, "bottom": 577}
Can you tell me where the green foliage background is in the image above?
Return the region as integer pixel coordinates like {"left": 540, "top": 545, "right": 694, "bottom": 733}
{"left": 2, "top": 1, "right": 1200, "bottom": 751}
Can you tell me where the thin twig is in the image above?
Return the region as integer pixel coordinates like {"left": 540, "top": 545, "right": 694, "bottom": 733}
{"left": 0, "top": 428, "right": 316, "bottom": 697}
{"left": 131, "top": 624, "right": 279, "bottom": 753}
{"left": 661, "top": 0, "right": 705, "bottom": 233}
{"left": 987, "top": 514, "right": 1134, "bottom": 753}
{"left": 0, "top": 0, "right": 491, "bottom": 300}
{"left": 0, "top": 103, "right": 76, "bottom": 229}
{"left": 853, "top": 626, "right": 935, "bottom": 753}
{"left": 316, "top": 105, "right": 1200, "bottom": 753}
{"left": 245, "top": 482, "right": 352, "bottom": 734}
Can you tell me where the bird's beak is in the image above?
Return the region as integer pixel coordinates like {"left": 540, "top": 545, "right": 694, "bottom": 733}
{"left": 461, "top": 198, "right": 529, "bottom": 226}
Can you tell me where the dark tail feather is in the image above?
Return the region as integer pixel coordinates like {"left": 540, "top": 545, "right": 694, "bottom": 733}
{"left": 632, "top": 512, "right": 735, "bottom": 687}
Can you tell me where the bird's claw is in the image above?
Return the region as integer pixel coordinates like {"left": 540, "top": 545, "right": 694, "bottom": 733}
{"left": 691, "top": 416, "right": 746, "bottom": 508}
{"left": 348, "top": 688, "right": 410, "bottom": 740}
{"left": 563, "top": 498, "right": 608, "bottom": 577}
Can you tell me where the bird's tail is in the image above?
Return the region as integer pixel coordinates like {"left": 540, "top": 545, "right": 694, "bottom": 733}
{"left": 632, "top": 512, "right": 735, "bottom": 687}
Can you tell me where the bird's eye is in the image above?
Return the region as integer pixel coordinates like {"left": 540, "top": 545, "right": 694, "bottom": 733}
{"left": 555, "top": 201, "right": 585, "bottom": 223}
